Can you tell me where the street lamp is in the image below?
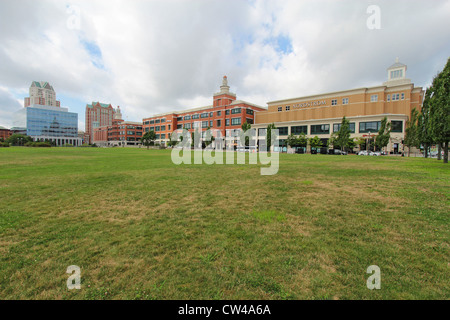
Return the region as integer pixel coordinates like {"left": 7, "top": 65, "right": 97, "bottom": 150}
{"left": 366, "top": 131, "right": 372, "bottom": 152}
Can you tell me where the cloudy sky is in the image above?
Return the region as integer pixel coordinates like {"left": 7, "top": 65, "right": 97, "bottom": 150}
{"left": 0, "top": 0, "right": 449, "bottom": 130}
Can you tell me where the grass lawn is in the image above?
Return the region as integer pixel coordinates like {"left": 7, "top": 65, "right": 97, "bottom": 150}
{"left": 0, "top": 147, "right": 448, "bottom": 300}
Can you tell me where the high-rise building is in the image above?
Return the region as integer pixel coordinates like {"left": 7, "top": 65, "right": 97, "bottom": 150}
{"left": 14, "top": 81, "right": 81, "bottom": 146}
{"left": 85, "top": 102, "right": 120, "bottom": 144}
{"left": 24, "top": 81, "right": 60, "bottom": 108}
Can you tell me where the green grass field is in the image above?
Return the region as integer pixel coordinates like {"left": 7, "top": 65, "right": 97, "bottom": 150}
{"left": 0, "top": 147, "right": 448, "bottom": 300}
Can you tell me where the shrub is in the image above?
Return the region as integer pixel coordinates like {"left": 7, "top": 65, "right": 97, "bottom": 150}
{"left": 0, "top": 142, "right": 10, "bottom": 147}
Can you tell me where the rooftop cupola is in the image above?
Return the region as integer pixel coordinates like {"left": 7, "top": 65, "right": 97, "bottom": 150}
{"left": 383, "top": 58, "right": 411, "bottom": 86}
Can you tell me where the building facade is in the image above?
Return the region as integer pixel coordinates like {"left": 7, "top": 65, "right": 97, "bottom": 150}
{"left": 14, "top": 81, "right": 81, "bottom": 146}
{"left": 0, "top": 126, "right": 12, "bottom": 140}
{"left": 93, "top": 118, "right": 143, "bottom": 147}
{"left": 253, "top": 59, "right": 424, "bottom": 153}
{"left": 24, "top": 81, "right": 60, "bottom": 108}
{"left": 13, "top": 104, "right": 81, "bottom": 146}
{"left": 85, "top": 102, "right": 121, "bottom": 144}
{"left": 143, "top": 76, "right": 266, "bottom": 146}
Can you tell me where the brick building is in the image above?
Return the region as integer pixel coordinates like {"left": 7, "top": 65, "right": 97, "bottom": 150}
{"left": 85, "top": 102, "right": 121, "bottom": 144}
{"left": 143, "top": 76, "right": 266, "bottom": 146}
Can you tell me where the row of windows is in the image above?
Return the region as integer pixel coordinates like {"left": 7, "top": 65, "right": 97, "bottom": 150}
{"left": 276, "top": 93, "right": 406, "bottom": 112}
{"left": 162, "top": 108, "right": 254, "bottom": 122}
{"left": 144, "top": 118, "right": 166, "bottom": 125}
{"left": 257, "top": 121, "right": 403, "bottom": 135}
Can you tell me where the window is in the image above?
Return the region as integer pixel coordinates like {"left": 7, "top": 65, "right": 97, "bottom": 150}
{"left": 401, "top": 93, "right": 405, "bottom": 100}
{"left": 177, "top": 117, "right": 183, "bottom": 121}
{"left": 231, "top": 108, "right": 241, "bottom": 114}
{"left": 161, "top": 134, "right": 166, "bottom": 139}
{"left": 216, "top": 120, "right": 222, "bottom": 127}
{"left": 359, "top": 121, "right": 381, "bottom": 133}
{"left": 278, "top": 127, "right": 288, "bottom": 135}
{"left": 150, "top": 120, "right": 155, "bottom": 124}
{"left": 145, "top": 127, "right": 149, "bottom": 132}
{"left": 246, "top": 118, "right": 254, "bottom": 124}
{"left": 226, "top": 119, "right": 230, "bottom": 126}
{"left": 231, "top": 118, "right": 241, "bottom": 126}
{"left": 387, "top": 94, "right": 390, "bottom": 102}
{"left": 390, "top": 69, "right": 403, "bottom": 79}
{"left": 144, "top": 121, "right": 149, "bottom": 125}
{"left": 217, "top": 111, "right": 222, "bottom": 116}
{"left": 202, "top": 121, "right": 208, "bottom": 128}
{"left": 210, "top": 112, "right": 213, "bottom": 117}
{"left": 278, "top": 107, "right": 282, "bottom": 112}
{"left": 210, "top": 120, "right": 213, "bottom": 127}
{"left": 333, "top": 123, "right": 355, "bottom": 133}
{"left": 184, "top": 123, "right": 191, "bottom": 129}
{"left": 291, "top": 126, "right": 307, "bottom": 135}
{"left": 155, "top": 119, "right": 160, "bottom": 124}
{"left": 184, "top": 115, "right": 191, "bottom": 120}
{"left": 392, "top": 93, "right": 400, "bottom": 101}
{"left": 155, "top": 126, "right": 160, "bottom": 132}
{"left": 168, "top": 125, "right": 171, "bottom": 131}
{"left": 225, "top": 110, "right": 230, "bottom": 115}
{"left": 310, "top": 124, "right": 330, "bottom": 135}
{"left": 177, "top": 124, "right": 182, "bottom": 129}
{"left": 331, "top": 99, "right": 337, "bottom": 106}
{"left": 342, "top": 98, "right": 349, "bottom": 105}
{"left": 161, "top": 118, "right": 166, "bottom": 123}
{"left": 155, "top": 134, "right": 159, "bottom": 139}
{"left": 391, "top": 121, "right": 403, "bottom": 133}
{"left": 246, "top": 109, "right": 254, "bottom": 115}
{"left": 285, "top": 106, "right": 290, "bottom": 111}
{"left": 192, "top": 114, "right": 199, "bottom": 119}
{"left": 150, "top": 127, "right": 154, "bottom": 132}
{"left": 160, "top": 125, "right": 166, "bottom": 131}
{"left": 371, "top": 95, "right": 378, "bottom": 102}
{"left": 201, "top": 112, "right": 208, "bottom": 118}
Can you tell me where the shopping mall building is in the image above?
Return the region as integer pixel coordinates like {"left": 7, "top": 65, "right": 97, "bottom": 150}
{"left": 142, "top": 59, "right": 424, "bottom": 153}
{"left": 253, "top": 59, "right": 424, "bottom": 153}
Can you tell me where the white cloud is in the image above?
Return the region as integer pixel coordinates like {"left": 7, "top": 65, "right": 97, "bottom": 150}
{"left": 0, "top": 0, "right": 449, "bottom": 129}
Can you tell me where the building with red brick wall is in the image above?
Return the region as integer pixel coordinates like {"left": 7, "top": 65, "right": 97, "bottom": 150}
{"left": 85, "top": 102, "right": 121, "bottom": 144}
{"left": 143, "top": 76, "right": 266, "bottom": 146}
{"left": 0, "top": 126, "right": 12, "bottom": 141}
{"left": 93, "top": 118, "right": 143, "bottom": 147}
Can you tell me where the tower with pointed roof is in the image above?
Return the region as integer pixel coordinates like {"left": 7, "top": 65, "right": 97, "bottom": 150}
{"left": 24, "top": 81, "right": 60, "bottom": 108}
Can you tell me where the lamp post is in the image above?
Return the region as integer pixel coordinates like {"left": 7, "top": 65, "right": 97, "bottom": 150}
{"left": 366, "top": 131, "right": 372, "bottom": 152}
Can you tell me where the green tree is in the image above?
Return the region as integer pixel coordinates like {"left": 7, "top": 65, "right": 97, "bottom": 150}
{"left": 334, "top": 116, "right": 351, "bottom": 151}
{"left": 429, "top": 58, "right": 450, "bottom": 163}
{"left": 241, "top": 122, "right": 251, "bottom": 146}
{"left": 141, "top": 130, "right": 156, "bottom": 149}
{"left": 286, "top": 133, "right": 298, "bottom": 148}
{"left": 309, "top": 136, "right": 322, "bottom": 153}
{"left": 297, "top": 133, "right": 308, "bottom": 147}
{"left": 418, "top": 89, "right": 434, "bottom": 158}
{"left": 266, "top": 123, "right": 277, "bottom": 151}
{"left": 375, "top": 116, "right": 391, "bottom": 153}
{"left": 6, "top": 134, "right": 32, "bottom": 146}
{"left": 404, "top": 108, "right": 420, "bottom": 157}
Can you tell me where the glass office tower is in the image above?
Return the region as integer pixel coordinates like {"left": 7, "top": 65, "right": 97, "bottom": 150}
{"left": 13, "top": 105, "right": 82, "bottom": 146}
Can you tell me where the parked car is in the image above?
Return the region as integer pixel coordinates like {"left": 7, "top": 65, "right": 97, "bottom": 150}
{"left": 371, "top": 151, "right": 381, "bottom": 156}
{"left": 358, "top": 150, "right": 368, "bottom": 156}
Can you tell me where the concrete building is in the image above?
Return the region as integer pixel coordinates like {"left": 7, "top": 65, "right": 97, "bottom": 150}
{"left": 24, "top": 81, "right": 60, "bottom": 108}
{"left": 252, "top": 59, "right": 424, "bottom": 153}
{"left": 85, "top": 102, "right": 121, "bottom": 144}
{"left": 143, "top": 76, "right": 266, "bottom": 146}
